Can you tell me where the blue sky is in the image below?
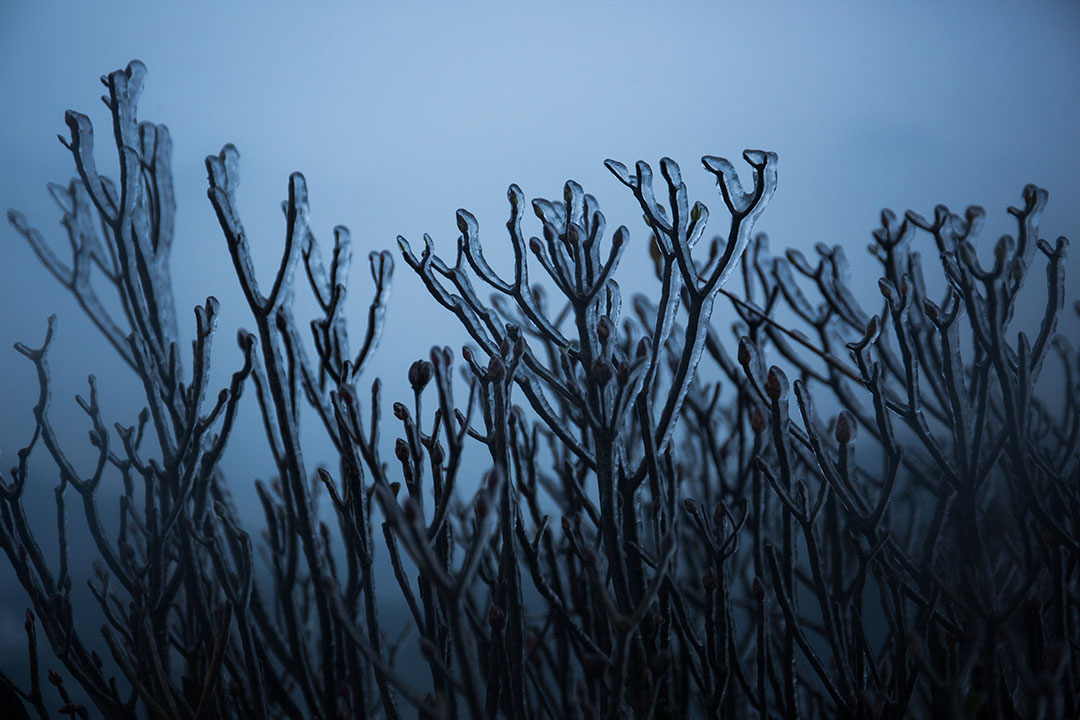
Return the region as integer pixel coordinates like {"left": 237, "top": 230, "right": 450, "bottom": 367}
{"left": 1, "top": 0, "right": 1078, "bottom": 688}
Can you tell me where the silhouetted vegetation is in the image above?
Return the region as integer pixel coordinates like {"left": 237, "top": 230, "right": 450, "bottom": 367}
{"left": 3, "top": 60, "right": 1078, "bottom": 719}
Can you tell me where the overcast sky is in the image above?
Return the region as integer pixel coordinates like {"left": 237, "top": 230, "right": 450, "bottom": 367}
{"left": 1, "top": 0, "right": 1078, "bottom": 689}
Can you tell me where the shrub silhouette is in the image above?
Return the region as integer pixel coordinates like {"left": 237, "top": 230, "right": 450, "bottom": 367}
{"left": 2, "top": 60, "right": 1078, "bottom": 719}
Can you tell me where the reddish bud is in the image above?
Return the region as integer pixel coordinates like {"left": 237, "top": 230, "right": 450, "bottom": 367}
{"left": 738, "top": 337, "right": 753, "bottom": 367}
{"left": 393, "top": 402, "right": 410, "bottom": 421}
{"left": 488, "top": 605, "right": 506, "bottom": 632}
{"left": 403, "top": 498, "right": 420, "bottom": 525}
{"left": 581, "top": 546, "right": 598, "bottom": 567}
{"left": 683, "top": 498, "right": 698, "bottom": 515}
{"left": 750, "top": 406, "right": 766, "bottom": 433}
{"left": 394, "top": 438, "right": 410, "bottom": 463}
{"left": 430, "top": 443, "right": 445, "bottom": 465}
{"left": 591, "top": 359, "right": 613, "bottom": 386}
{"left": 660, "top": 531, "right": 675, "bottom": 554}
{"left": 765, "top": 366, "right": 787, "bottom": 401}
{"left": 474, "top": 494, "right": 490, "bottom": 521}
{"left": 835, "top": 411, "right": 856, "bottom": 444}
{"left": 597, "top": 317, "right": 612, "bottom": 343}
{"left": 487, "top": 356, "right": 506, "bottom": 382}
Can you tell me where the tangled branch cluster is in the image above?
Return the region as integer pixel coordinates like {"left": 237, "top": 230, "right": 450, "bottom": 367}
{"left": 2, "top": 61, "right": 1078, "bottom": 719}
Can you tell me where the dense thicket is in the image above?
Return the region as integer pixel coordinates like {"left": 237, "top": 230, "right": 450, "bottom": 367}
{"left": 3, "top": 60, "right": 1078, "bottom": 719}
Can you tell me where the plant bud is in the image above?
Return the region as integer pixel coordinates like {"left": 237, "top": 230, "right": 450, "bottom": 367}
{"left": 702, "top": 566, "right": 718, "bottom": 592}
{"left": 835, "top": 411, "right": 856, "bottom": 444}
{"left": 488, "top": 605, "right": 506, "bottom": 632}
{"left": 561, "top": 516, "right": 573, "bottom": 535}
{"left": 738, "top": 337, "right": 753, "bottom": 367}
{"left": 393, "top": 402, "right": 409, "bottom": 421}
{"left": 660, "top": 531, "right": 675, "bottom": 554}
{"left": 590, "top": 359, "right": 613, "bottom": 386}
{"left": 636, "top": 337, "right": 650, "bottom": 360}
{"left": 765, "top": 366, "right": 787, "bottom": 401}
{"left": 750, "top": 406, "right": 767, "bottom": 433}
{"left": 419, "top": 637, "right": 438, "bottom": 661}
{"left": 752, "top": 577, "right": 765, "bottom": 599}
{"left": 488, "top": 356, "right": 506, "bottom": 382}
{"left": 430, "top": 443, "right": 445, "bottom": 465}
{"left": 394, "top": 438, "right": 410, "bottom": 463}
{"left": 683, "top": 498, "right": 698, "bottom": 515}
{"left": 596, "top": 316, "right": 612, "bottom": 343}
{"left": 513, "top": 336, "right": 526, "bottom": 359}
{"left": 403, "top": 498, "right": 420, "bottom": 525}
{"left": 581, "top": 546, "right": 598, "bottom": 567}
{"left": 529, "top": 237, "right": 543, "bottom": 255}
{"left": 474, "top": 494, "right": 489, "bottom": 521}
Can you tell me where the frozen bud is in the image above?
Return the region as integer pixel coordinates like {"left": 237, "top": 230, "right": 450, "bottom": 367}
{"left": 878, "top": 278, "right": 896, "bottom": 303}
{"left": 461, "top": 346, "right": 474, "bottom": 365}
{"left": 513, "top": 336, "right": 526, "bottom": 359}
{"left": 487, "top": 605, "right": 506, "bottom": 632}
{"left": 561, "top": 516, "right": 573, "bottom": 535}
{"left": 529, "top": 237, "right": 543, "bottom": 255}
{"left": 683, "top": 498, "right": 698, "bottom": 515}
{"left": 750, "top": 406, "right": 767, "bottom": 434}
{"left": 500, "top": 337, "right": 512, "bottom": 357}
{"left": 119, "top": 541, "right": 136, "bottom": 560}
{"left": 660, "top": 531, "right": 675, "bottom": 554}
{"left": 394, "top": 438, "right": 410, "bottom": 463}
{"left": 48, "top": 670, "right": 62, "bottom": 686}
{"left": 389, "top": 482, "right": 401, "bottom": 498}
{"left": 403, "top": 498, "right": 420, "bottom": 525}
{"left": 419, "top": 637, "right": 438, "bottom": 661}
{"left": 581, "top": 546, "right": 598, "bottom": 567}
{"left": 474, "top": 494, "right": 490, "bottom": 521}
{"left": 752, "top": 577, "right": 765, "bottom": 599}
{"left": 408, "top": 360, "right": 432, "bottom": 393}
{"left": 738, "top": 337, "right": 753, "bottom": 367}
{"left": 636, "top": 337, "right": 650, "bottom": 360}
{"left": 430, "top": 443, "right": 445, "bottom": 465}
{"left": 393, "top": 402, "right": 409, "bottom": 421}
{"left": 487, "top": 356, "right": 506, "bottom": 382}
{"left": 590, "top": 359, "right": 613, "bottom": 386}
{"left": 835, "top": 411, "right": 856, "bottom": 444}
{"left": 596, "top": 316, "right": 612, "bottom": 343}
{"left": 765, "top": 366, "right": 787, "bottom": 401}
{"left": 702, "top": 567, "right": 718, "bottom": 592}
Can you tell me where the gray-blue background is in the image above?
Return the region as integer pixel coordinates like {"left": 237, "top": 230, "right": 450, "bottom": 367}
{"left": 2, "top": 0, "right": 1078, "bottom": 694}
